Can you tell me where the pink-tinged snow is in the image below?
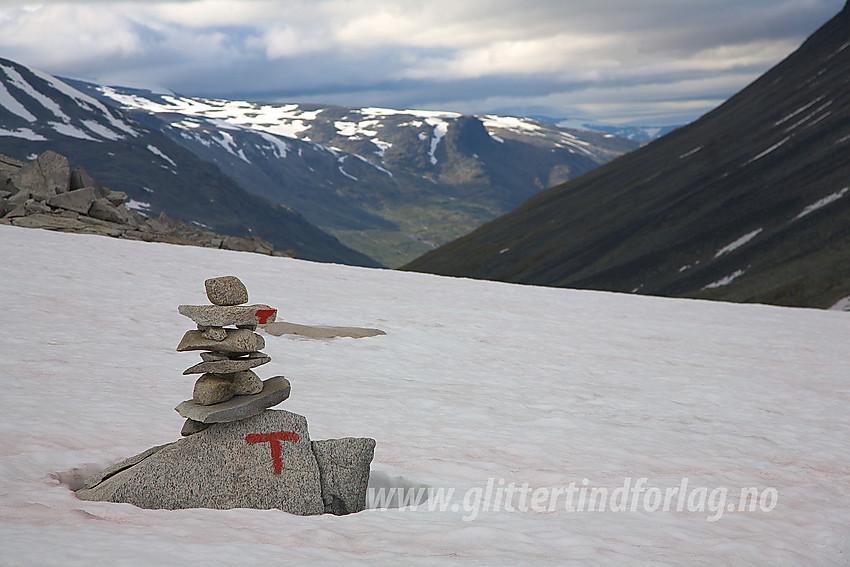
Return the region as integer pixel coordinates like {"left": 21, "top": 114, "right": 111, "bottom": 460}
{"left": 1, "top": 224, "right": 849, "bottom": 566}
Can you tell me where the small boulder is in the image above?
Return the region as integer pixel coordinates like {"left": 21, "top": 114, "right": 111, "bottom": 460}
{"left": 106, "top": 190, "right": 128, "bottom": 207}
{"left": 199, "top": 325, "right": 228, "bottom": 341}
{"left": 69, "top": 166, "right": 107, "bottom": 197}
{"left": 312, "top": 437, "right": 376, "bottom": 515}
{"left": 5, "top": 203, "right": 27, "bottom": 218}
{"left": 205, "top": 276, "right": 249, "bottom": 306}
{"left": 181, "top": 418, "right": 211, "bottom": 436}
{"left": 178, "top": 304, "right": 276, "bottom": 327}
{"left": 176, "top": 328, "right": 265, "bottom": 355}
{"left": 46, "top": 187, "right": 97, "bottom": 214}
{"left": 176, "top": 376, "right": 290, "bottom": 423}
{"left": 24, "top": 199, "right": 51, "bottom": 215}
{"left": 88, "top": 197, "right": 130, "bottom": 224}
{"left": 183, "top": 353, "right": 271, "bottom": 375}
{"left": 200, "top": 351, "right": 229, "bottom": 362}
{"left": 77, "top": 410, "right": 325, "bottom": 515}
{"left": 193, "top": 373, "right": 236, "bottom": 405}
{"left": 10, "top": 150, "right": 70, "bottom": 199}
{"left": 231, "top": 370, "right": 263, "bottom": 395}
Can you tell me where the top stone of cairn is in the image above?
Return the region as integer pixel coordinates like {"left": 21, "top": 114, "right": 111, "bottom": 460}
{"left": 205, "top": 276, "right": 248, "bottom": 306}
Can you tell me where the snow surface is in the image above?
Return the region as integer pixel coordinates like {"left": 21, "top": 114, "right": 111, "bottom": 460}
{"left": 1, "top": 224, "right": 849, "bottom": 566}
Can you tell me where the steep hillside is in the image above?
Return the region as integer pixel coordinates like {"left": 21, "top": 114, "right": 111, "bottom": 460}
{"left": 404, "top": 3, "right": 850, "bottom": 309}
{"left": 0, "top": 58, "right": 379, "bottom": 266}
{"left": 71, "top": 84, "right": 638, "bottom": 266}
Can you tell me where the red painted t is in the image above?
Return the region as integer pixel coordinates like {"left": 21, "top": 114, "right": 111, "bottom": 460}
{"left": 245, "top": 431, "right": 299, "bottom": 474}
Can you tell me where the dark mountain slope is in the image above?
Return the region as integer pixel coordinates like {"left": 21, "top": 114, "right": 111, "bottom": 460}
{"left": 404, "top": 3, "right": 850, "bottom": 309}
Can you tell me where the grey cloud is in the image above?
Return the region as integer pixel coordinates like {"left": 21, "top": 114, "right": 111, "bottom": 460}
{"left": 0, "top": 0, "right": 844, "bottom": 125}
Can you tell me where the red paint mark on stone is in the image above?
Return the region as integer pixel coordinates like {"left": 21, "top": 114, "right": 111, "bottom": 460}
{"left": 255, "top": 309, "right": 276, "bottom": 324}
{"left": 245, "top": 431, "right": 299, "bottom": 474}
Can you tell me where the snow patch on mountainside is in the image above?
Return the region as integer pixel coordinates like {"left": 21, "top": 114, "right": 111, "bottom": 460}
{"left": 714, "top": 228, "right": 763, "bottom": 259}
{"left": 425, "top": 117, "right": 448, "bottom": 165}
{"left": 2, "top": 64, "right": 70, "bottom": 122}
{"left": 0, "top": 80, "right": 37, "bottom": 122}
{"left": 97, "top": 88, "right": 319, "bottom": 139}
{"left": 745, "top": 137, "right": 791, "bottom": 165}
{"left": 0, "top": 126, "right": 45, "bottom": 140}
{"left": 0, "top": 63, "right": 137, "bottom": 142}
{"left": 146, "top": 144, "right": 177, "bottom": 167}
{"left": 49, "top": 121, "right": 98, "bottom": 141}
{"left": 482, "top": 115, "right": 542, "bottom": 134}
{"left": 793, "top": 187, "right": 849, "bottom": 220}
{"left": 703, "top": 268, "right": 747, "bottom": 289}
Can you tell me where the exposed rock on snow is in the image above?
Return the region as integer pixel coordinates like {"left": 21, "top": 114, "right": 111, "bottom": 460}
{"left": 77, "top": 410, "right": 326, "bottom": 515}
{"left": 313, "top": 437, "right": 376, "bottom": 515}
{"left": 262, "top": 321, "right": 386, "bottom": 339}
{"left": 205, "top": 275, "right": 250, "bottom": 306}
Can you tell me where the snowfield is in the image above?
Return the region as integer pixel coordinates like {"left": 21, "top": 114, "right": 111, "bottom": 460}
{"left": 1, "top": 224, "right": 849, "bottom": 566}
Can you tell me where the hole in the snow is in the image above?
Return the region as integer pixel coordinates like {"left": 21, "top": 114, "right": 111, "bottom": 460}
{"left": 52, "top": 462, "right": 111, "bottom": 492}
{"left": 366, "top": 470, "right": 431, "bottom": 509}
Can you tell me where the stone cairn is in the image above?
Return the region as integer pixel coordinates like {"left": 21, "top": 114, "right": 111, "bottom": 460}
{"left": 76, "top": 274, "right": 376, "bottom": 515}
{"left": 175, "top": 275, "right": 291, "bottom": 436}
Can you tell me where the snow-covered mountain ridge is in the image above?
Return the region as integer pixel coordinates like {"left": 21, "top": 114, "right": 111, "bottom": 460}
{"left": 1, "top": 56, "right": 640, "bottom": 267}
{"left": 93, "top": 87, "right": 622, "bottom": 164}
{"left": 68, "top": 80, "right": 638, "bottom": 267}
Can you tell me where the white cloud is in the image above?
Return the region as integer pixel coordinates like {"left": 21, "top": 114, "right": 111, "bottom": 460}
{"left": 0, "top": 4, "right": 142, "bottom": 66}
{"left": 0, "top": 0, "right": 843, "bottom": 124}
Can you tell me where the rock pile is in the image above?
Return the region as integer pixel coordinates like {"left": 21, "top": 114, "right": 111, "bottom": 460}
{"left": 76, "top": 276, "right": 375, "bottom": 515}
{"left": 175, "top": 276, "right": 289, "bottom": 436}
{"left": 0, "top": 150, "right": 292, "bottom": 257}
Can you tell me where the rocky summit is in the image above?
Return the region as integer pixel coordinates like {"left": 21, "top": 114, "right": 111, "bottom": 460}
{"left": 0, "top": 150, "right": 292, "bottom": 257}
{"left": 77, "top": 275, "right": 376, "bottom": 516}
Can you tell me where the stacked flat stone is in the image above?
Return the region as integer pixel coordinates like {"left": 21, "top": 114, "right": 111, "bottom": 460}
{"left": 175, "top": 276, "right": 290, "bottom": 436}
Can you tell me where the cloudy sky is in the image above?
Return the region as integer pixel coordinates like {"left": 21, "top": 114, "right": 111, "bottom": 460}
{"left": 0, "top": 0, "right": 844, "bottom": 125}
